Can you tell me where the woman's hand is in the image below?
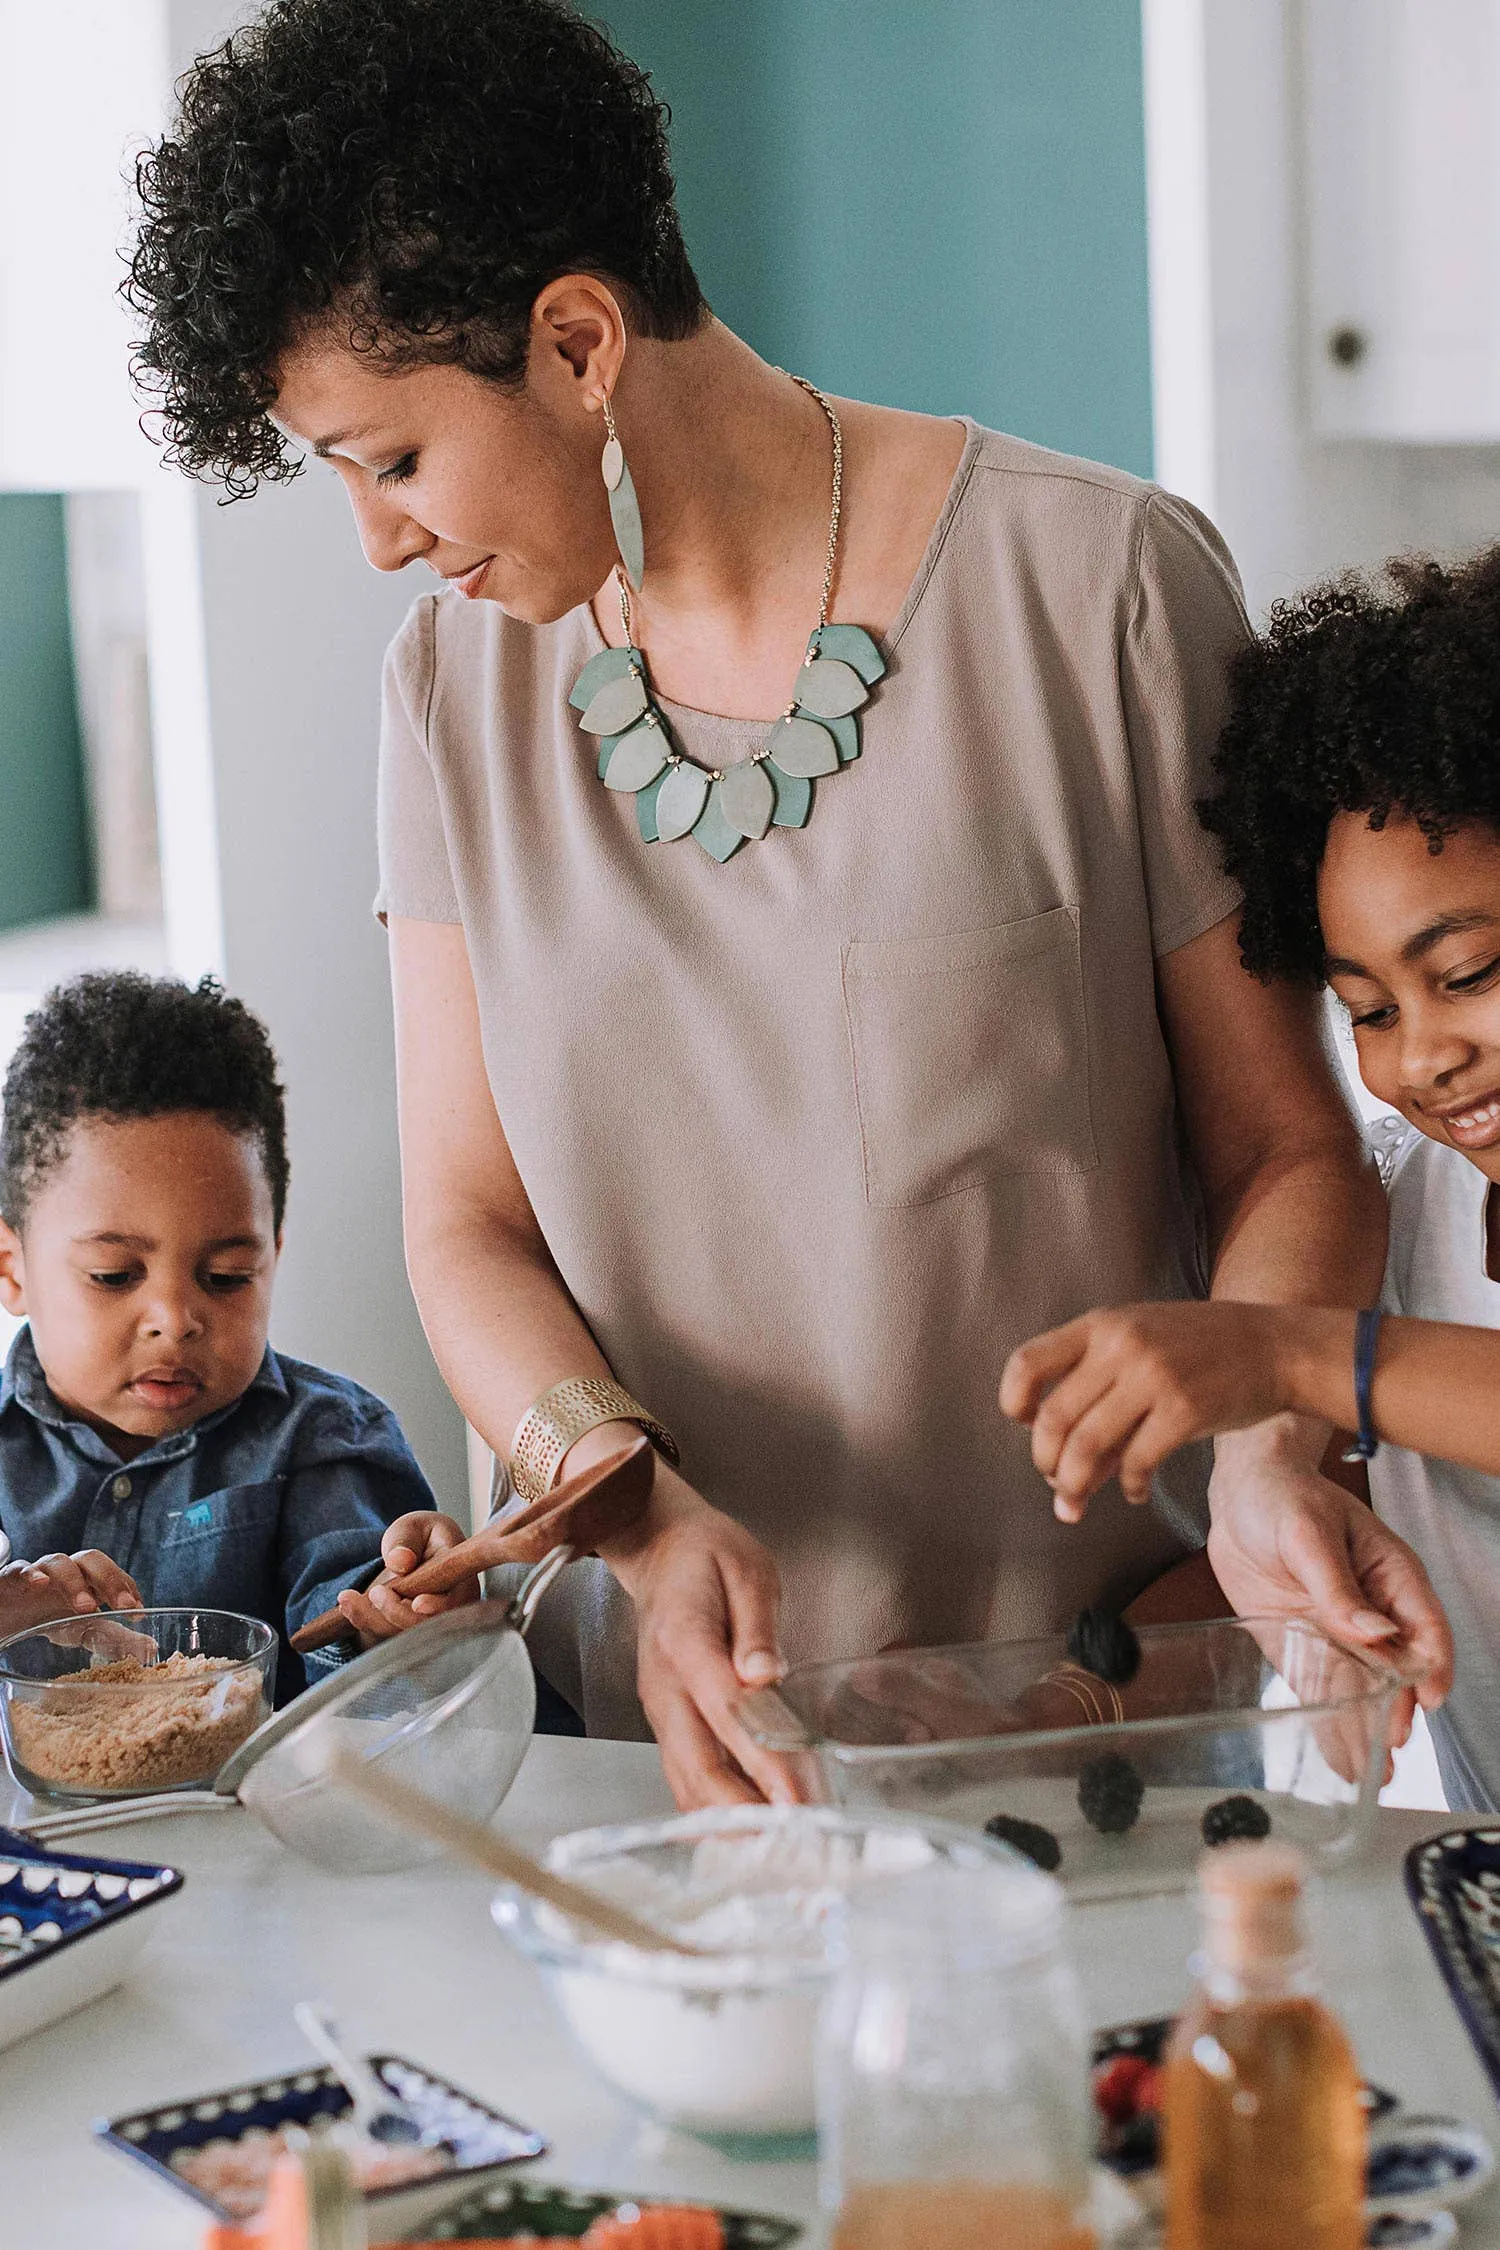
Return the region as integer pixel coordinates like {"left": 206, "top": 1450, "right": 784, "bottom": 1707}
{"left": 1000, "top": 1301, "right": 1298, "bottom": 1516}
{"left": 333, "top": 1511, "right": 483, "bottom": 1646}
{"left": 597, "top": 1462, "right": 803, "bottom": 1810}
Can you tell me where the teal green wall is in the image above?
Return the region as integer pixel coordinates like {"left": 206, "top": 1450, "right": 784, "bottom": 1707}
{"left": 0, "top": 496, "right": 91, "bottom": 933}
{"left": 601, "top": 0, "right": 1153, "bottom": 477}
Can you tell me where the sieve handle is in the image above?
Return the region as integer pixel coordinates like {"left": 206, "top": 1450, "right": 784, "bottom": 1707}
{"left": 16, "top": 1790, "right": 239, "bottom": 1841}
{"left": 508, "top": 1544, "right": 576, "bottom": 1637}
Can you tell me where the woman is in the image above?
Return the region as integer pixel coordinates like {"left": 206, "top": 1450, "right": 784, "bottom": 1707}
{"left": 125, "top": 0, "right": 1449, "bottom": 1806}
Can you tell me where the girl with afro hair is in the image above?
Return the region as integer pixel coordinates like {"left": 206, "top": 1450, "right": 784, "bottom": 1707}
{"left": 1004, "top": 545, "right": 1500, "bottom": 1809}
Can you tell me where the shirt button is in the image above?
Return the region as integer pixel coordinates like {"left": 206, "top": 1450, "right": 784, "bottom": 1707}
{"left": 111, "top": 1475, "right": 132, "bottom": 1501}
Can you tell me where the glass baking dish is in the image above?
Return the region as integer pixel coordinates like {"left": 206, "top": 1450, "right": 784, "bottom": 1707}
{"left": 733, "top": 1616, "right": 1404, "bottom": 1902}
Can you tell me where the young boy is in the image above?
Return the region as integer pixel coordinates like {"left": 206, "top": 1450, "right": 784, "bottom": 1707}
{"left": 1002, "top": 546, "right": 1500, "bottom": 1808}
{"left": 0, "top": 971, "right": 478, "bottom": 1695}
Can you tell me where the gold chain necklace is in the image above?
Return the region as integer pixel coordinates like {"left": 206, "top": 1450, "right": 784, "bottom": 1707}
{"left": 568, "top": 374, "right": 886, "bottom": 862}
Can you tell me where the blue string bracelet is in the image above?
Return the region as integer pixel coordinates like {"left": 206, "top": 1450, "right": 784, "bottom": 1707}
{"left": 1341, "top": 1307, "right": 1382, "bottom": 1463}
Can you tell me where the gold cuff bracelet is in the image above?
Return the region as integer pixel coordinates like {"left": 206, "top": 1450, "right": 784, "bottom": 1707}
{"left": 508, "top": 1376, "right": 679, "bottom": 1506}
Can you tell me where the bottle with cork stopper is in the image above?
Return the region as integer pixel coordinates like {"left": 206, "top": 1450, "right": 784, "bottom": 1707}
{"left": 1162, "top": 1840, "right": 1365, "bottom": 2250}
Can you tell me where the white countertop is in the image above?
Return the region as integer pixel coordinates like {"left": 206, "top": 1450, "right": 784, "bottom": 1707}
{"left": 0, "top": 1739, "right": 1496, "bottom": 2248}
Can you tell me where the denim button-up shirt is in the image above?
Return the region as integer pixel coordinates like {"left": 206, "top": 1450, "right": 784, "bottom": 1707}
{"left": 0, "top": 1329, "right": 437, "bottom": 1699}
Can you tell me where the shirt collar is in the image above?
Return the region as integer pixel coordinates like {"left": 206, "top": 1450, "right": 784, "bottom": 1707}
{"left": 0, "top": 1328, "right": 284, "bottom": 1459}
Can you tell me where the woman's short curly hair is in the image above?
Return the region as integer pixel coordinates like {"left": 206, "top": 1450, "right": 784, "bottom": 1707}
{"left": 125, "top": 0, "right": 708, "bottom": 497}
{"left": 0, "top": 973, "right": 290, "bottom": 1232}
{"left": 1200, "top": 545, "right": 1500, "bottom": 985}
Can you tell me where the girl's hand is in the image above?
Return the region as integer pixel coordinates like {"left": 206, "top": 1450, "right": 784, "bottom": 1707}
{"left": 1000, "top": 1302, "right": 1297, "bottom": 1518}
{"left": 333, "top": 1511, "right": 482, "bottom": 1645}
{"left": 0, "top": 1550, "right": 145, "bottom": 1629}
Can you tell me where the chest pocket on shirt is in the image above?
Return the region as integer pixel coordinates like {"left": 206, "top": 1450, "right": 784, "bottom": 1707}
{"left": 158, "top": 1481, "right": 282, "bottom": 1550}
{"left": 841, "top": 907, "right": 1098, "bottom": 1208}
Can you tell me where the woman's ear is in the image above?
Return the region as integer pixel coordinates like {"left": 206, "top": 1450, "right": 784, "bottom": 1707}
{"left": 529, "top": 273, "right": 627, "bottom": 406}
{"left": 0, "top": 1220, "right": 27, "bottom": 1316}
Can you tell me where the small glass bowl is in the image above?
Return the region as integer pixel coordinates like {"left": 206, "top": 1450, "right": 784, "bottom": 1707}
{"left": 0, "top": 1608, "right": 276, "bottom": 1801}
{"left": 492, "top": 1802, "right": 1030, "bottom": 2154}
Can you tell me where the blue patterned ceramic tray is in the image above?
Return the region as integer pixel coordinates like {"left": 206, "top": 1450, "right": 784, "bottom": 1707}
{"left": 421, "top": 2180, "right": 802, "bottom": 2242}
{"left": 1406, "top": 1825, "right": 1500, "bottom": 2101}
{"left": 99, "top": 2052, "right": 547, "bottom": 2230}
{"left": 0, "top": 1825, "right": 182, "bottom": 2051}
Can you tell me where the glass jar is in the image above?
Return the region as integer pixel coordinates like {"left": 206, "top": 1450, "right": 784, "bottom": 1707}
{"left": 817, "top": 1860, "right": 1095, "bottom": 2250}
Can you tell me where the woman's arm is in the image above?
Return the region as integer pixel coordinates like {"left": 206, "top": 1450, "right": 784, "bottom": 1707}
{"left": 388, "top": 918, "right": 795, "bottom": 1806}
{"left": 1159, "top": 914, "right": 1385, "bottom": 1311}
{"left": 1150, "top": 914, "right": 1452, "bottom": 1699}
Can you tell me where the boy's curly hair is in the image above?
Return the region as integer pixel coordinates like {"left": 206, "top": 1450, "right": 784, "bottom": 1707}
{"left": 0, "top": 974, "right": 289, "bottom": 1231}
{"left": 125, "top": 0, "right": 707, "bottom": 497}
{"left": 1201, "top": 545, "right": 1500, "bottom": 985}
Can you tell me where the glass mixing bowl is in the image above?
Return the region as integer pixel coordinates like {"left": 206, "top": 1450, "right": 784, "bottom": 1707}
{"left": 0, "top": 1608, "right": 276, "bottom": 1801}
{"left": 492, "top": 1803, "right": 1031, "bottom": 2152}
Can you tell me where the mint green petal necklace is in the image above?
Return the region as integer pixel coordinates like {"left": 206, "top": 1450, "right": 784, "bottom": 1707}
{"left": 569, "top": 374, "right": 886, "bottom": 863}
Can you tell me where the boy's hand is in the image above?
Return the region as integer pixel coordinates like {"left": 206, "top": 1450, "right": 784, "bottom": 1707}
{"left": 1000, "top": 1301, "right": 1296, "bottom": 1517}
{"left": 331, "top": 1512, "right": 481, "bottom": 1646}
{"left": 0, "top": 1550, "right": 144, "bottom": 1630}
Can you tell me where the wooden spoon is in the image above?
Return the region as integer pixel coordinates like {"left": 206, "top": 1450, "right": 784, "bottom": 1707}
{"left": 291, "top": 1438, "right": 655, "bottom": 1656}
{"left": 325, "top": 1750, "right": 704, "bottom": 1957}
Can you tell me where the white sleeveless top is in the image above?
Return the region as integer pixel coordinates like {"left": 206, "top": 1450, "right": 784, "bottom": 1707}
{"left": 1373, "top": 1119, "right": 1500, "bottom": 1811}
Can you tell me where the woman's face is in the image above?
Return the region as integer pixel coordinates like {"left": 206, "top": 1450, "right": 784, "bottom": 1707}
{"left": 1320, "top": 810, "right": 1500, "bottom": 1182}
{"left": 271, "top": 321, "right": 619, "bottom": 624}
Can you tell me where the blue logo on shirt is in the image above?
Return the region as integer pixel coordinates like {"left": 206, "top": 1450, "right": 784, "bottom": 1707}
{"left": 181, "top": 1501, "right": 215, "bottom": 1531}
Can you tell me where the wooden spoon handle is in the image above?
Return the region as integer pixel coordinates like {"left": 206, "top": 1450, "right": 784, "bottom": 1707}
{"left": 325, "top": 1750, "right": 702, "bottom": 1956}
{"left": 398, "top": 1437, "right": 654, "bottom": 1594}
{"left": 290, "top": 1436, "right": 655, "bottom": 1655}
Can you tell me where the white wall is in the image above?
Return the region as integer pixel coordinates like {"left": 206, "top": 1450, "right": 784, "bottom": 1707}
{"left": 187, "top": 466, "right": 467, "bottom": 1502}
{"left": 1146, "top": 0, "right": 1500, "bottom": 621}
{"left": 0, "top": 0, "right": 468, "bottom": 1508}
{"left": 160, "top": 0, "right": 466, "bottom": 1508}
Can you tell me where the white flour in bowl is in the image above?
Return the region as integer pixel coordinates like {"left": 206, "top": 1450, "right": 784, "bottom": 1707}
{"left": 504, "top": 1814, "right": 976, "bottom": 2140}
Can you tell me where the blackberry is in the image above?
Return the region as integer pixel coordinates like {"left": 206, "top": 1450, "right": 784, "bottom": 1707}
{"left": 983, "top": 1813, "right": 1063, "bottom": 1871}
{"left": 1111, "top": 2112, "right": 1161, "bottom": 2175}
{"left": 1201, "top": 1794, "right": 1272, "bottom": 1847}
{"left": 1078, "top": 1752, "right": 1145, "bottom": 1835}
{"left": 1067, "top": 1606, "right": 1142, "bottom": 1688}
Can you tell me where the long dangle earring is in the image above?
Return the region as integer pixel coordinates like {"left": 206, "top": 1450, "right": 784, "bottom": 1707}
{"left": 570, "top": 371, "right": 886, "bottom": 863}
{"left": 600, "top": 394, "right": 645, "bottom": 591}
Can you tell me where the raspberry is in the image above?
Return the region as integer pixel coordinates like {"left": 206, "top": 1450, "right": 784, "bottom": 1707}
{"left": 1067, "top": 1606, "right": 1142, "bottom": 1687}
{"left": 1134, "top": 2062, "right": 1165, "bottom": 2113}
{"left": 983, "top": 1813, "right": 1062, "bottom": 1871}
{"left": 1094, "top": 2054, "right": 1155, "bottom": 2125}
{"left": 1201, "top": 1794, "right": 1272, "bottom": 1847}
{"left": 1078, "top": 1752, "right": 1145, "bottom": 1835}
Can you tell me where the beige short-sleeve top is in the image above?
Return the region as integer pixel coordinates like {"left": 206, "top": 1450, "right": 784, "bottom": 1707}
{"left": 377, "top": 423, "right": 1246, "bottom": 1735}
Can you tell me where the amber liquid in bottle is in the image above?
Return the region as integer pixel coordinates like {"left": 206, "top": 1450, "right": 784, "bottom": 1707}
{"left": 1163, "top": 1841, "right": 1365, "bottom": 2250}
{"left": 832, "top": 2180, "right": 1095, "bottom": 2250}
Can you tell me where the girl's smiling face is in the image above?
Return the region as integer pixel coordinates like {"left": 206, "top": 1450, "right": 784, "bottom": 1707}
{"left": 1320, "top": 811, "right": 1500, "bottom": 1179}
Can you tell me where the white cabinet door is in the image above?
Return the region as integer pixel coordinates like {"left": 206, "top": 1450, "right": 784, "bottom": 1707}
{"left": 1303, "top": 0, "right": 1500, "bottom": 441}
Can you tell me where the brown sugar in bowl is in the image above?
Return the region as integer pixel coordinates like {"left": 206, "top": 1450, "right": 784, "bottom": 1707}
{"left": 0, "top": 1609, "right": 276, "bottom": 1800}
